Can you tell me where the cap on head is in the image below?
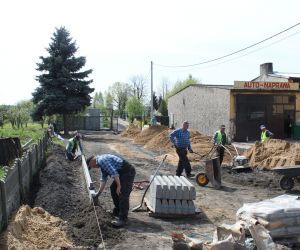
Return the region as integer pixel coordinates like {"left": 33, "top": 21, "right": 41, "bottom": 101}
{"left": 220, "top": 125, "right": 226, "bottom": 129}
{"left": 86, "top": 155, "right": 94, "bottom": 170}
{"left": 260, "top": 125, "right": 266, "bottom": 130}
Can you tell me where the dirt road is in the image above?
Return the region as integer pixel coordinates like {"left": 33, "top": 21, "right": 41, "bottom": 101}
{"left": 82, "top": 131, "right": 289, "bottom": 249}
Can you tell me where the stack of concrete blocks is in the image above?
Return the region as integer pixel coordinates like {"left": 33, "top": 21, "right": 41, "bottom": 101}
{"left": 148, "top": 175, "right": 196, "bottom": 215}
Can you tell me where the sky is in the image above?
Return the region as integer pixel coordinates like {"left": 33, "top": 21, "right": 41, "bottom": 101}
{"left": 1, "top": 0, "right": 300, "bottom": 105}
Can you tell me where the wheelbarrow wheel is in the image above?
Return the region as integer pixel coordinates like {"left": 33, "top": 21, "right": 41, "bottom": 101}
{"left": 279, "top": 176, "right": 294, "bottom": 190}
{"left": 196, "top": 173, "right": 209, "bottom": 186}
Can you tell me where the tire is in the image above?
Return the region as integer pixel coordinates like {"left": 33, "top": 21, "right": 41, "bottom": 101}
{"left": 196, "top": 173, "right": 209, "bottom": 186}
{"left": 279, "top": 176, "right": 294, "bottom": 191}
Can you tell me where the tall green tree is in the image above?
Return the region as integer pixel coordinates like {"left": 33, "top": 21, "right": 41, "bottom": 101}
{"left": 153, "top": 92, "right": 159, "bottom": 110}
{"left": 32, "top": 27, "right": 94, "bottom": 134}
{"left": 93, "top": 91, "right": 104, "bottom": 108}
{"left": 125, "top": 96, "right": 144, "bottom": 122}
{"left": 109, "top": 82, "right": 132, "bottom": 118}
{"left": 158, "top": 99, "right": 168, "bottom": 116}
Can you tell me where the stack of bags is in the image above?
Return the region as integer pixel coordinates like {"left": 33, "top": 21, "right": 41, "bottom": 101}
{"left": 237, "top": 194, "right": 300, "bottom": 239}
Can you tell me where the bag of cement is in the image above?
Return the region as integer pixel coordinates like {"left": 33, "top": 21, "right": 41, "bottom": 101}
{"left": 213, "top": 221, "right": 246, "bottom": 244}
{"left": 237, "top": 195, "right": 300, "bottom": 221}
{"left": 249, "top": 224, "right": 276, "bottom": 250}
{"left": 205, "top": 234, "right": 246, "bottom": 250}
{"left": 258, "top": 216, "right": 300, "bottom": 230}
{"left": 269, "top": 225, "right": 300, "bottom": 238}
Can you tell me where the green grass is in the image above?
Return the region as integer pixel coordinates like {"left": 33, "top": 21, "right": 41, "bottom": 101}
{"left": 0, "top": 166, "right": 5, "bottom": 180}
{"left": 0, "top": 123, "right": 45, "bottom": 145}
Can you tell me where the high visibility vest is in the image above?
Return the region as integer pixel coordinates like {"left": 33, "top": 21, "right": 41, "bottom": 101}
{"left": 215, "top": 131, "right": 227, "bottom": 145}
{"left": 261, "top": 131, "right": 268, "bottom": 142}
{"left": 66, "top": 138, "right": 79, "bottom": 151}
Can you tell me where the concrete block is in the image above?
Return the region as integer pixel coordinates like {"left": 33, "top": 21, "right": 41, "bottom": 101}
{"left": 182, "top": 200, "right": 189, "bottom": 215}
{"left": 162, "top": 176, "right": 176, "bottom": 199}
{"left": 174, "top": 176, "right": 190, "bottom": 200}
{"left": 168, "top": 199, "right": 176, "bottom": 214}
{"left": 180, "top": 176, "right": 196, "bottom": 200}
{"left": 188, "top": 200, "right": 195, "bottom": 214}
{"left": 168, "top": 176, "right": 183, "bottom": 200}
{"left": 149, "top": 175, "right": 163, "bottom": 199}
{"left": 161, "top": 199, "right": 169, "bottom": 214}
{"left": 156, "top": 176, "right": 169, "bottom": 199}
{"left": 150, "top": 197, "right": 162, "bottom": 213}
{"left": 175, "top": 200, "right": 182, "bottom": 214}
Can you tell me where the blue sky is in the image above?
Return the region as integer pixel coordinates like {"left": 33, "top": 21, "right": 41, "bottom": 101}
{"left": 1, "top": 0, "right": 300, "bottom": 104}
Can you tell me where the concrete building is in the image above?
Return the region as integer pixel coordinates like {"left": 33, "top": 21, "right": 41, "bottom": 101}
{"left": 168, "top": 63, "right": 300, "bottom": 141}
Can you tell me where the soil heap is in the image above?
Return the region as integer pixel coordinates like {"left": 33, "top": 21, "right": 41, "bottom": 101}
{"left": 120, "top": 124, "right": 141, "bottom": 138}
{"left": 133, "top": 125, "right": 168, "bottom": 144}
{"left": 244, "top": 139, "right": 300, "bottom": 170}
{"left": 1, "top": 205, "right": 73, "bottom": 250}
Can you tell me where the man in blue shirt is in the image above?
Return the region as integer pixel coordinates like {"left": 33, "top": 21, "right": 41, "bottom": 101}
{"left": 86, "top": 154, "right": 136, "bottom": 227}
{"left": 169, "top": 121, "right": 195, "bottom": 178}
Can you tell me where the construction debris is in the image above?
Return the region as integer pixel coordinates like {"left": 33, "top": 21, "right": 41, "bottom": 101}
{"left": 243, "top": 139, "right": 300, "bottom": 170}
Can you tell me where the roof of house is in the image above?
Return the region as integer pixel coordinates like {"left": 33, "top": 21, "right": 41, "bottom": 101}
{"left": 269, "top": 72, "right": 300, "bottom": 79}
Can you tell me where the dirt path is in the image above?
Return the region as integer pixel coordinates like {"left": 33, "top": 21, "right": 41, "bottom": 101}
{"left": 82, "top": 132, "right": 292, "bottom": 249}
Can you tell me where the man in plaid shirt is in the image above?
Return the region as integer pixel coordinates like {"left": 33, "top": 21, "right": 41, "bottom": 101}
{"left": 169, "top": 121, "right": 195, "bottom": 178}
{"left": 86, "top": 154, "right": 136, "bottom": 227}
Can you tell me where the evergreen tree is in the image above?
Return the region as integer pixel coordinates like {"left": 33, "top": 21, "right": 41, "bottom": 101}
{"left": 158, "top": 99, "right": 168, "bottom": 116}
{"left": 153, "top": 92, "right": 159, "bottom": 110}
{"left": 32, "top": 27, "right": 94, "bottom": 134}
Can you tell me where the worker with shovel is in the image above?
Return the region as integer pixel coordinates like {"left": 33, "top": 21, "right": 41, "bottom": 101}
{"left": 86, "top": 154, "right": 136, "bottom": 227}
{"left": 65, "top": 133, "right": 83, "bottom": 161}
{"left": 169, "top": 120, "right": 195, "bottom": 178}
{"left": 212, "top": 125, "right": 229, "bottom": 165}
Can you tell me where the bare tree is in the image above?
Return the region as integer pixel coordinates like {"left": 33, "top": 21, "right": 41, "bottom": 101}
{"left": 160, "top": 77, "right": 170, "bottom": 99}
{"left": 130, "top": 75, "right": 148, "bottom": 101}
{"left": 109, "top": 82, "right": 132, "bottom": 117}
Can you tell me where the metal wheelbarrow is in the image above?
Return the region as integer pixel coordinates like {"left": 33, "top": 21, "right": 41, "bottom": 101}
{"left": 272, "top": 165, "right": 300, "bottom": 190}
{"left": 195, "top": 146, "right": 222, "bottom": 189}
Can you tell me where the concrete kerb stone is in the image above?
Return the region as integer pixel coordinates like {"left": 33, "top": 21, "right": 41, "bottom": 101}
{"left": 180, "top": 176, "right": 196, "bottom": 200}
{"left": 81, "top": 155, "right": 97, "bottom": 203}
{"left": 168, "top": 176, "right": 183, "bottom": 200}
{"left": 155, "top": 176, "right": 169, "bottom": 199}
{"left": 174, "top": 176, "right": 190, "bottom": 200}
{"left": 149, "top": 175, "right": 163, "bottom": 199}
{"left": 162, "top": 176, "right": 176, "bottom": 200}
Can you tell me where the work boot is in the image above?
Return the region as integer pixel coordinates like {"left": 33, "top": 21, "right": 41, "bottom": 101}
{"left": 111, "top": 218, "right": 126, "bottom": 227}
{"left": 186, "top": 173, "right": 195, "bottom": 178}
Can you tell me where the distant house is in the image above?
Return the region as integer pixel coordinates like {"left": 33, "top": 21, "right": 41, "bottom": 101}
{"left": 168, "top": 63, "right": 300, "bottom": 141}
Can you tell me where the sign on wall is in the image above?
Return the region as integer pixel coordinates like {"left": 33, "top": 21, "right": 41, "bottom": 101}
{"left": 234, "top": 81, "right": 299, "bottom": 90}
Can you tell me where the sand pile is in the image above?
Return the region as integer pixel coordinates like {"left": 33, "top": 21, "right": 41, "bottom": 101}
{"left": 244, "top": 139, "right": 300, "bottom": 170}
{"left": 134, "top": 125, "right": 168, "bottom": 144}
{"left": 120, "top": 124, "right": 141, "bottom": 138}
{"left": 151, "top": 129, "right": 236, "bottom": 165}
{"left": 1, "top": 205, "right": 73, "bottom": 250}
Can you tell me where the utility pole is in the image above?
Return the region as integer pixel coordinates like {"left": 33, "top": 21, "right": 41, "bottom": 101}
{"left": 151, "top": 61, "right": 153, "bottom": 118}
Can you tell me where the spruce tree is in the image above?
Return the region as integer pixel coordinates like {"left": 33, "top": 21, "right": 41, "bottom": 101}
{"left": 32, "top": 27, "right": 94, "bottom": 134}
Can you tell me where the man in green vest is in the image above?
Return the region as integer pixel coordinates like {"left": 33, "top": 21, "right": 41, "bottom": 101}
{"left": 260, "top": 125, "right": 274, "bottom": 143}
{"left": 66, "top": 133, "right": 83, "bottom": 161}
{"left": 212, "top": 125, "right": 228, "bottom": 165}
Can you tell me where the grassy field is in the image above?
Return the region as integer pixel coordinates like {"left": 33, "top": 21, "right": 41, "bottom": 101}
{"left": 0, "top": 123, "right": 45, "bottom": 145}
{"left": 0, "top": 123, "right": 46, "bottom": 180}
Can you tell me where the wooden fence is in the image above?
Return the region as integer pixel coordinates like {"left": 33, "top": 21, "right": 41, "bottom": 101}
{"left": 0, "top": 132, "right": 48, "bottom": 231}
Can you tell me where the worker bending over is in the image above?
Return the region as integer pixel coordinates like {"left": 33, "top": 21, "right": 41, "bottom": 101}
{"left": 212, "top": 125, "right": 229, "bottom": 165}
{"left": 169, "top": 121, "right": 195, "bottom": 178}
{"left": 66, "top": 133, "right": 83, "bottom": 161}
{"left": 86, "top": 154, "right": 136, "bottom": 227}
{"left": 260, "top": 125, "right": 274, "bottom": 143}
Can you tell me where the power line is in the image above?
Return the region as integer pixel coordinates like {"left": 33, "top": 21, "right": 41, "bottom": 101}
{"left": 155, "top": 22, "right": 300, "bottom": 68}
{"left": 154, "top": 30, "right": 300, "bottom": 74}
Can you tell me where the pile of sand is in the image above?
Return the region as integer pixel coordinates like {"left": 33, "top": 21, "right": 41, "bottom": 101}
{"left": 1, "top": 205, "right": 73, "bottom": 249}
{"left": 134, "top": 125, "right": 168, "bottom": 144}
{"left": 120, "top": 124, "right": 141, "bottom": 138}
{"left": 244, "top": 139, "right": 300, "bottom": 170}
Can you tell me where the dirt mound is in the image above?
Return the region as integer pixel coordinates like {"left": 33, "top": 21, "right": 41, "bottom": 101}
{"left": 244, "top": 139, "right": 300, "bottom": 170}
{"left": 120, "top": 124, "right": 141, "bottom": 138}
{"left": 134, "top": 125, "right": 168, "bottom": 144}
{"left": 31, "top": 145, "right": 123, "bottom": 248}
{"left": 1, "top": 205, "right": 73, "bottom": 249}
{"left": 152, "top": 129, "right": 235, "bottom": 165}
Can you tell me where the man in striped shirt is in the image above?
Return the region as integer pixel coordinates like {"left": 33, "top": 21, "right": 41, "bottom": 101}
{"left": 169, "top": 121, "right": 195, "bottom": 178}
{"left": 86, "top": 154, "right": 136, "bottom": 227}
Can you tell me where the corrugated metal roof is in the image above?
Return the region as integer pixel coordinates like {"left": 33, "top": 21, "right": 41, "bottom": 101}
{"left": 269, "top": 72, "right": 300, "bottom": 79}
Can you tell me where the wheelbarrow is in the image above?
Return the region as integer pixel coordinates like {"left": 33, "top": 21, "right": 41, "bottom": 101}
{"left": 194, "top": 145, "right": 222, "bottom": 189}
{"left": 272, "top": 165, "right": 300, "bottom": 190}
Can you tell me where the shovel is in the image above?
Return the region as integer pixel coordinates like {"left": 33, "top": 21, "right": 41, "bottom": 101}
{"left": 132, "top": 155, "right": 167, "bottom": 212}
